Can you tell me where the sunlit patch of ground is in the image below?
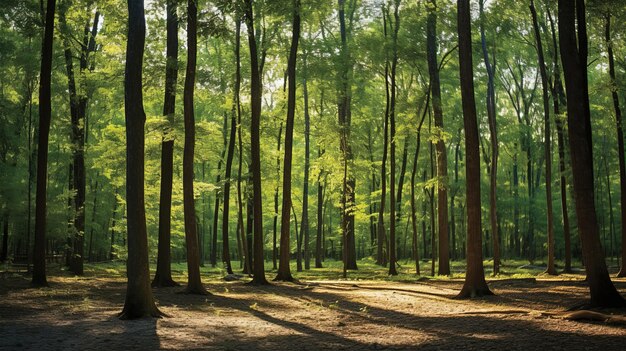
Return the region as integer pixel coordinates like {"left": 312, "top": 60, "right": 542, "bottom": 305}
{"left": 1, "top": 260, "right": 625, "bottom": 350}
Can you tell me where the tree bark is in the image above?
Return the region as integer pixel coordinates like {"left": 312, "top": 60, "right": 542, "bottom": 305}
{"left": 153, "top": 0, "right": 179, "bottom": 287}
{"left": 604, "top": 13, "right": 626, "bottom": 277}
{"left": 427, "top": 0, "right": 449, "bottom": 276}
{"left": 222, "top": 16, "right": 244, "bottom": 276}
{"left": 338, "top": 0, "right": 357, "bottom": 271}
{"left": 478, "top": 0, "right": 499, "bottom": 275}
{"left": 377, "top": 6, "right": 390, "bottom": 267}
{"left": 245, "top": 0, "right": 269, "bottom": 285}
{"left": 182, "top": 0, "right": 206, "bottom": 294}
{"left": 530, "top": 0, "right": 556, "bottom": 275}
{"left": 119, "top": 0, "right": 163, "bottom": 318}
{"left": 302, "top": 50, "right": 311, "bottom": 271}
{"left": 546, "top": 7, "right": 571, "bottom": 273}
{"left": 558, "top": 0, "right": 624, "bottom": 307}
{"left": 388, "top": 0, "right": 400, "bottom": 276}
{"left": 32, "top": 0, "right": 57, "bottom": 287}
{"left": 457, "top": 0, "right": 492, "bottom": 298}
{"left": 275, "top": 0, "right": 301, "bottom": 282}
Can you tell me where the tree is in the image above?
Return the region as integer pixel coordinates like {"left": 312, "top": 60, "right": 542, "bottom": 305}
{"left": 388, "top": 0, "right": 400, "bottom": 276}
{"left": 153, "top": 0, "right": 179, "bottom": 288}
{"left": 301, "top": 33, "right": 311, "bottom": 271}
{"left": 558, "top": 0, "right": 625, "bottom": 307}
{"left": 377, "top": 5, "right": 390, "bottom": 267}
{"left": 58, "top": 2, "right": 100, "bottom": 276}
{"left": 546, "top": 7, "right": 572, "bottom": 274}
{"left": 604, "top": 12, "right": 626, "bottom": 278}
{"left": 119, "top": 0, "right": 163, "bottom": 319}
{"left": 530, "top": 0, "right": 556, "bottom": 275}
{"left": 182, "top": 0, "right": 206, "bottom": 294}
{"left": 427, "top": 0, "right": 449, "bottom": 276}
{"left": 275, "top": 0, "right": 301, "bottom": 283}
{"left": 31, "top": 0, "right": 57, "bottom": 288}
{"left": 338, "top": 0, "right": 357, "bottom": 271}
{"left": 457, "top": 0, "right": 492, "bottom": 298}
{"left": 478, "top": 0, "right": 499, "bottom": 275}
{"left": 245, "top": 0, "right": 269, "bottom": 285}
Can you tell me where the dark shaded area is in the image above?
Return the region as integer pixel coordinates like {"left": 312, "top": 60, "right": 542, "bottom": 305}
{"left": 1, "top": 275, "right": 625, "bottom": 350}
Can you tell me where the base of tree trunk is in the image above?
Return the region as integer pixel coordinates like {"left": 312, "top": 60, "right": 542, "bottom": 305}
{"left": 273, "top": 272, "right": 297, "bottom": 282}
{"left": 31, "top": 278, "right": 49, "bottom": 288}
{"left": 151, "top": 275, "right": 180, "bottom": 288}
{"left": 315, "top": 263, "right": 323, "bottom": 269}
{"left": 248, "top": 277, "right": 271, "bottom": 286}
{"left": 544, "top": 267, "right": 558, "bottom": 276}
{"left": 181, "top": 284, "right": 209, "bottom": 295}
{"left": 118, "top": 304, "right": 165, "bottom": 320}
{"left": 456, "top": 285, "right": 494, "bottom": 299}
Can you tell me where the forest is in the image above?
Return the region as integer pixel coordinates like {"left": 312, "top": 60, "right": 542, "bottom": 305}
{"left": 1, "top": 0, "right": 626, "bottom": 349}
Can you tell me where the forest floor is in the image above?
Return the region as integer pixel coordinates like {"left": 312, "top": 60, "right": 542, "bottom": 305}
{"left": 1, "top": 260, "right": 625, "bottom": 350}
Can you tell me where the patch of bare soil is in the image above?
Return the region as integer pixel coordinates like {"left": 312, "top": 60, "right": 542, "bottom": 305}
{"left": 1, "top": 275, "right": 625, "bottom": 350}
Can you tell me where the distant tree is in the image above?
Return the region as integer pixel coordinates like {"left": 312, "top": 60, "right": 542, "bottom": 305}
{"left": 478, "top": 0, "right": 499, "bottom": 275}
{"left": 530, "top": 0, "right": 556, "bottom": 275}
{"left": 119, "top": 0, "right": 163, "bottom": 319}
{"left": 558, "top": 0, "right": 625, "bottom": 307}
{"left": 456, "top": 0, "right": 492, "bottom": 298}
{"left": 153, "top": 0, "right": 179, "bottom": 288}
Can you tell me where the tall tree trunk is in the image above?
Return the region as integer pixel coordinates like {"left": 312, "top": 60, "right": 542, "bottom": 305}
{"left": 457, "top": 0, "right": 492, "bottom": 298}
{"left": 302, "top": 50, "right": 311, "bottom": 271}
{"left": 275, "top": 0, "right": 301, "bottom": 282}
{"left": 222, "top": 17, "right": 244, "bottom": 277}
{"left": 32, "top": 0, "right": 57, "bottom": 287}
{"left": 604, "top": 14, "right": 626, "bottom": 277}
{"left": 272, "top": 123, "right": 282, "bottom": 270}
{"left": 478, "top": 0, "right": 499, "bottom": 275}
{"left": 530, "top": 0, "right": 556, "bottom": 275}
{"left": 410, "top": 88, "right": 430, "bottom": 275}
{"left": 426, "top": 0, "right": 450, "bottom": 276}
{"left": 558, "top": 0, "right": 624, "bottom": 307}
{"left": 87, "top": 178, "right": 99, "bottom": 262}
{"left": 547, "top": 7, "right": 571, "bottom": 273}
{"left": 316, "top": 149, "right": 325, "bottom": 269}
{"left": 377, "top": 6, "right": 390, "bottom": 267}
{"left": 245, "top": 0, "right": 269, "bottom": 285}
{"left": 153, "top": 0, "right": 179, "bottom": 287}
{"left": 182, "top": 0, "right": 206, "bottom": 294}
{"left": 109, "top": 192, "right": 117, "bottom": 260}
{"left": 388, "top": 0, "right": 400, "bottom": 276}
{"left": 338, "top": 0, "right": 357, "bottom": 271}
{"left": 119, "top": 0, "right": 163, "bottom": 318}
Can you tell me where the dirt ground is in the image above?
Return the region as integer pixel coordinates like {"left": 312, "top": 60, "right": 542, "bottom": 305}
{"left": 1, "top": 273, "right": 625, "bottom": 350}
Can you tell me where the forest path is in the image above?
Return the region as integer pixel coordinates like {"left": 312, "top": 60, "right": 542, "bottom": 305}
{"left": 1, "top": 273, "right": 625, "bottom": 350}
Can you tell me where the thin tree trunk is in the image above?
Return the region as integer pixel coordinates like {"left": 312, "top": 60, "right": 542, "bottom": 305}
{"left": 275, "top": 0, "right": 300, "bottom": 282}
{"left": 604, "top": 13, "right": 626, "bottom": 277}
{"left": 153, "top": 0, "right": 179, "bottom": 287}
{"left": 388, "top": 0, "right": 400, "bottom": 276}
{"left": 530, "top": 0, "right": 556, "bottom": 275}
{"left": 1, "top": 215, "right": 8, "bottom": 263}
{"left": 427, "top": 0, "right": 449, "bottom": 276}
{"left": 221, "top": 17, "right": 243, "bottom": 276}
{"left": 119, "top": 0, "right": 163, "bottom": 318}
{"left": 547, "top": 7, "right": 571, "bottom": 273}
{"left": 338, "top": 0, "right": 357, "bottom": 271}
{"left": 182, "top": 0, "right": 206, "bottom": 294}
{"left": 457, "top": 0, "right": 492, "bottom": 298}
{"left": 245, "top": 0, "right": 269, "bottom": 285}
{"left": 377, "top": 6, "right": 390, "bottom": 267}
{"left": 32, "top": 0, "right": 57, "bottom": 287}
{"left": 479, "top": 0, "right": 499, "bottom": 275}
{"left": 273, "top": 123, "right": 282, "bottom": 270}
{"left": 410, "top": 87, "right": 430, "bottom": 275}
{"left": 302, "top": 50, "right": 311, "bottom": 270}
